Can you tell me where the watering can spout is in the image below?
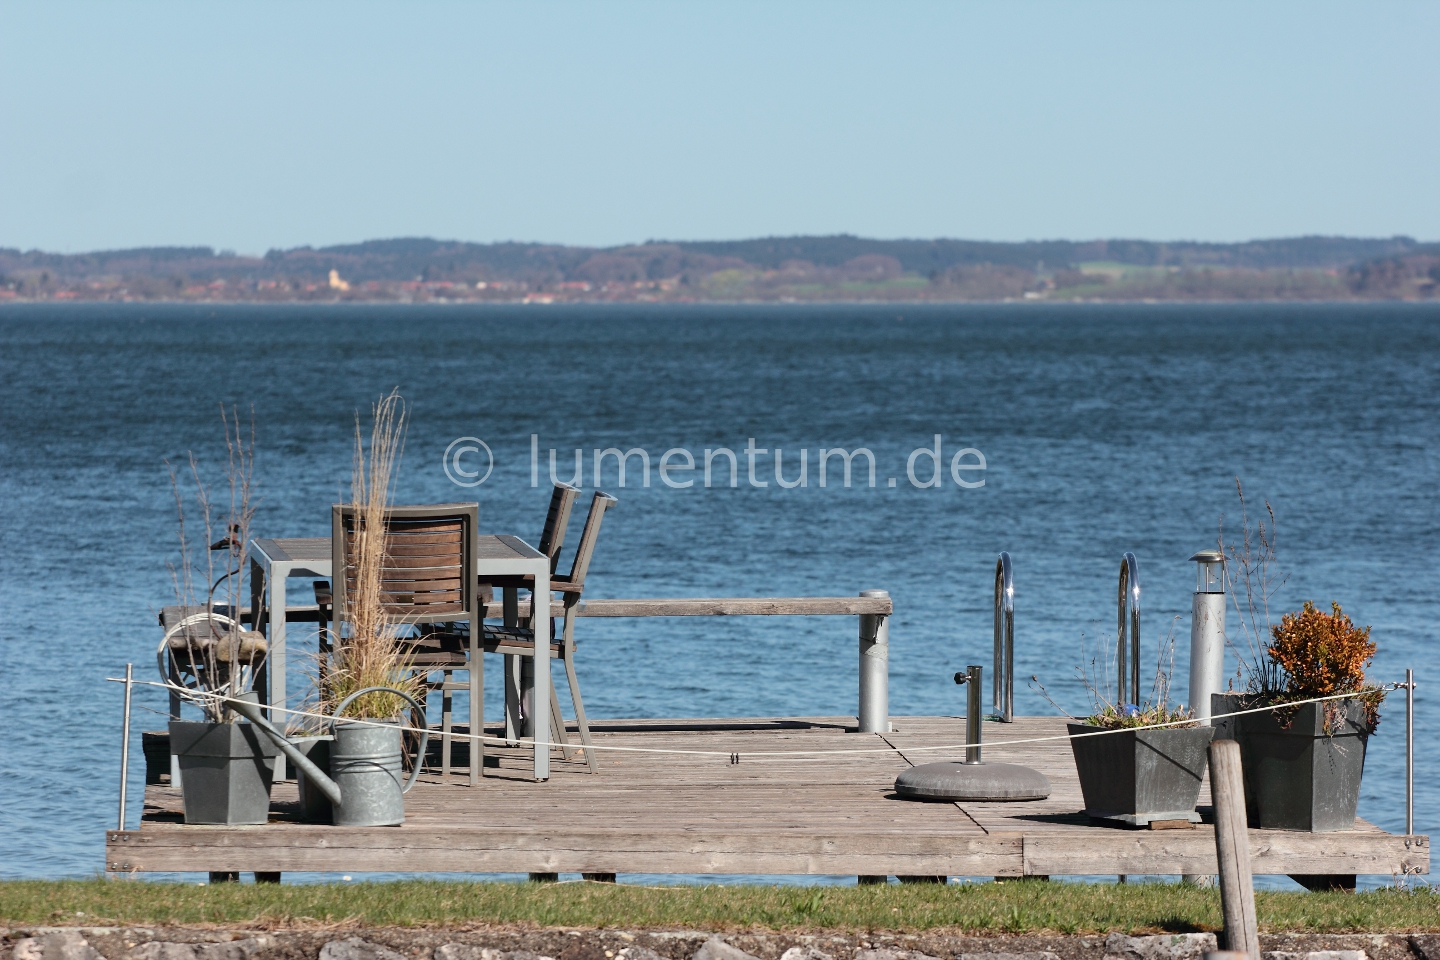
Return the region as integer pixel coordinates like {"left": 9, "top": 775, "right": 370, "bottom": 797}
{"left": 230, "top": 693, "right": 344, "bottom": 807}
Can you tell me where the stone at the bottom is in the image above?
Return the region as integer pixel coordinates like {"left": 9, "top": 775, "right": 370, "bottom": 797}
{"left": 779, "top": 949, "right": 835, "bottom": 960}
{"left": 13, "top": 933, "right": 105, "bottom": 960}
{"left": 319, "top": 939, "right": 407, "bottom": 960}
{"left": 1104, "top": 934, "right": 1219, "bottom": 960}
{"left": 693, "top": 938, "right": 761, "bottom": 960}
{"left": 894, "top": 761, "right": 1051, "bottom": 801}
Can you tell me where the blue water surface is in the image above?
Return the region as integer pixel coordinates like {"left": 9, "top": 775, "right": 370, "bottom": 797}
{"left": 1, "top": 302, "right": 1436, "bottom": 888}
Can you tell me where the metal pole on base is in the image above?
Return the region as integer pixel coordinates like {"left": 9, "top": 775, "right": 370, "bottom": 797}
{"left": 954, "top": 664, "right": 983, "bottom": 763}
{"left": 858, "top": 590, "right": 890, "bottom": 733}
{"left": 118, "top": 663, "right": 134, "bottom": 833}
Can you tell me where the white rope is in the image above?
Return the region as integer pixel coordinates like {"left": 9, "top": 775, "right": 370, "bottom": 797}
{"left": 107, "top": 675, "right": 1392, "bottom": 764}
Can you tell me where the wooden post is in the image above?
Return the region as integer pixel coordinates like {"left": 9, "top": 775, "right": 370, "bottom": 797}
{"left": 1209, "top": 739, "right": 1259, "bottom": 960}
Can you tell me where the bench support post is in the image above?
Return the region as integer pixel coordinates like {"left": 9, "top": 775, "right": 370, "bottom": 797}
{"left": 858, "top": 589, "right": 890, "bottom": 733}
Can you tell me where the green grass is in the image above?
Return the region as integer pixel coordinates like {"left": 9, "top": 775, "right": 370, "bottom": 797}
{"left": 3, "top": 880, "right": 1438, "bottom": 933}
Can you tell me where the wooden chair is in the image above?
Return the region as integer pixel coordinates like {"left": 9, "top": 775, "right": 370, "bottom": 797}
{"left": 491, "top": 482, "right": 580, "bottom": 739}
{"left": 482, "top": 490, "right": 617, "bottom": 774}
{"left": 315, "top": 502, "right": 483, "bottom": 784}
{"left": 405, "top": 482, "right": 580, "bottom": 780}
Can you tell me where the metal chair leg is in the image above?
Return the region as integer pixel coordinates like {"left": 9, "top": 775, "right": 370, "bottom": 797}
{"left": 547, "top": 672, "right": 577, "bottom": 760}
{"left": 564, "top": 642, "right": 600, "bottom": 774}
{"left": 470, "top": 634, "right": 483, "bottom": 784}
{"left": 441, "top": 669, "right": 453, "bottom": 779}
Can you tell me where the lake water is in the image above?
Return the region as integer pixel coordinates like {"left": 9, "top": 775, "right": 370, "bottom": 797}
{"left": 1, "top": 302, "right": 1437, "bottom": 887}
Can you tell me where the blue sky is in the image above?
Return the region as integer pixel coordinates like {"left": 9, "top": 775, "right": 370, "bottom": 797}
{"left": 2, "top": 1, "right": 1436, "bottom": 254}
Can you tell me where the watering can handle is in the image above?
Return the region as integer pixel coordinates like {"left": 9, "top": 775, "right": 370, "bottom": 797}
{"left": 332, "top": 686, "right": 433, "bottom": 794}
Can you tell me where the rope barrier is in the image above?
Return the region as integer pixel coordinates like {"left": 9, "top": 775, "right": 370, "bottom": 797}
{"left": 106, "top": 675, "right": 1394, "bottom": 765}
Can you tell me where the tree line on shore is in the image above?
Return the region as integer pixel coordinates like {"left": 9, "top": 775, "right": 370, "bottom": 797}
{"left": 2, "top": 234, "right": 1436, "bottom": 302}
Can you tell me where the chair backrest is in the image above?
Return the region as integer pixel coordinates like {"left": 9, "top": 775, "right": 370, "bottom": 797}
{"left": 330, "top": 502, "right": 479, "bottom": 626}
{"left": 563, "top": 491, "right": 618, "bottom": 593}
{"left": 537, "top": 482, "right": 580, "bottom": 575}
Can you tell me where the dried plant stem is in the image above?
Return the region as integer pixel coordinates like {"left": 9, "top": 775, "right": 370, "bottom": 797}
{"left": 164, "top": 407, "right": 260, "bottom": 723}
{"left": 1222, "top": 478, "right": 1288, "bottom": 693}
{"left": 1031, "top": 617, "right": 1193, "bottom": 730}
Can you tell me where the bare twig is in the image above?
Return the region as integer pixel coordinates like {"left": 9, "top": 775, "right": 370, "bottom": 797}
{"left": 1222, "top": 478, "right": 1289, "bottom": 693}
{"left": 162, "top": 406, "right": 262, "bottom": 722}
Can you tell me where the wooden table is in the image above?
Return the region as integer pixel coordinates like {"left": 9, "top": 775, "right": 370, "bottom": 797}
{"left": 249, "top": 534, "right": 555, "bottom": 781}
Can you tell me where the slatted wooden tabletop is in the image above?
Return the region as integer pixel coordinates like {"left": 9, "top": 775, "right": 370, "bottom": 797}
{"left": 108, "top": 715, "right": 1427, "bottom": 879}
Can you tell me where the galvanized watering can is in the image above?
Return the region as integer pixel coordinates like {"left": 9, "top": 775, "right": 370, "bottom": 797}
{"left": 232, "top": 686, "right": 430, "bottom": 827}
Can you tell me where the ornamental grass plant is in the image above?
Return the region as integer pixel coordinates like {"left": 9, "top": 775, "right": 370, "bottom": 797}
{"left": 317, "top": 389, "right": 425, "bottom": 723}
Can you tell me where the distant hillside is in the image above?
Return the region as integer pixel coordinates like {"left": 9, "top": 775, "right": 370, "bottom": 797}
{"left": 2, "top": 234, "right": 1436, "bottom": 303}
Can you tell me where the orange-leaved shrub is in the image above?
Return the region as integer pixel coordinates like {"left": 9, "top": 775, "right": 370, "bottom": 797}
{"left": 1268, "top": 601, "right": 1374, "bottom": 696}
{"left": 1267, "top": 600, "right": 1383, "bottom": 732}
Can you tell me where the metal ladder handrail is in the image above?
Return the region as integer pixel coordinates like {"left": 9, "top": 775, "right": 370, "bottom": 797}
{"left": 1117, "top": 552, "right": 1140, "bottom": 707}
{"left": 993, "top": 552, "right": 1014, "bottom": 722}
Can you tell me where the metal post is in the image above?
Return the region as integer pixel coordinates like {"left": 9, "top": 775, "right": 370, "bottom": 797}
{"left": 858, "top": 589, "right": 890, "bottom": 733}
{"left": 118, "top": 663, "right": 133, "bottom": 832}
{"left": 1407, "top": 667, "right": 1415, "bottom": 837}
{"left": 1189, "top": 551, "right": 1226, "bottom": 724}
{"left": 993, "top": 553, "right": 1014, "bottom": 722}
{"left": 1117, "top": 553, "right": 1140, "bottom": 707}
{"left": 954, "top": 664, "right": 983, "bottom": 763}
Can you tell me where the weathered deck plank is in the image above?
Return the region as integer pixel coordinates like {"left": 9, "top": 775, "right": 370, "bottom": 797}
{"left": 107, "top": 715, "right": 1429, "bottom": 878}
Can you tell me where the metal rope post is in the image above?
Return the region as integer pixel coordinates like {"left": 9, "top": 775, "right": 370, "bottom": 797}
{"left": 993, "top": 553, "right": 1014, "bottom": 722}
{"left": 1117, "top": 553, "right": 1140, "bottom": 707}
{"left": 118, "top": 663, "right": 133, "bottom": 833}
{"left": 1407, "top": 667, "right": 1415, "bottom": 837}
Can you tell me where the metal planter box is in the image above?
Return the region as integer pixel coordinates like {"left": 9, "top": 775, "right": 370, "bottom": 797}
{"left": 1212, "top": 694, "right": 1369, "bottom": 832}
{"left": 1069, "top": 723, "right": 1215, "bottom": 825}
{"left": 169, "top": 720, "right": 278, "bottom": 825}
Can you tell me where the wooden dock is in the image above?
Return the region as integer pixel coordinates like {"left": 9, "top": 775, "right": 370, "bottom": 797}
{"left": 107, "top": 715, "right": 1428, "bottom": 881}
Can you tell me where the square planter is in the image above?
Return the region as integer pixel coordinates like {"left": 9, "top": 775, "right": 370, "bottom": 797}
{"left": 1212, "top": 693, "right": 1370, "bottom": 832}
{"left": 1069, "top": 723, "right": 1215, "bottom": 825}
{"left": 169, "top": 720, "right": 279, "bottom": 825}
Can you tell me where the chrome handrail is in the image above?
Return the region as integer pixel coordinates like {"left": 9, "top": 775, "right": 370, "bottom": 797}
{"left": 1117, "top": 552, "right": 1140, "bottom": 707}
{"left": 993, "top": 552, "right": 1014, "bottom": 722}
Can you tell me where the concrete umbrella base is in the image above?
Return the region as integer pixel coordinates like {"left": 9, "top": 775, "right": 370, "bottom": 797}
{"left": 894, "top": 761, "right": 1051, "bottom": 801}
